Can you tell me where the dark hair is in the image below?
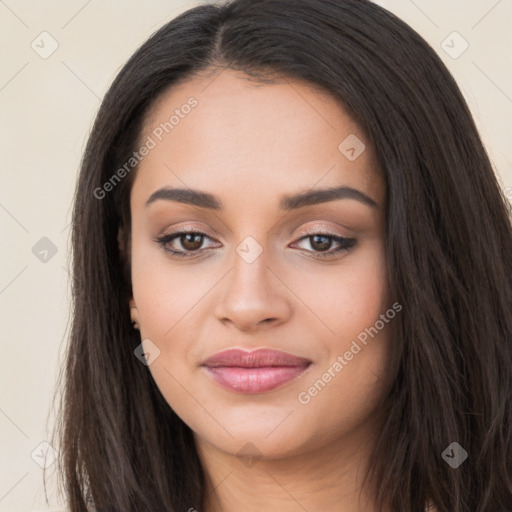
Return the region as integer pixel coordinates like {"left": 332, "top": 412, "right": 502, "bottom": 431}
{"left": 49, "top": 0, "right": 512, "bottom": 510}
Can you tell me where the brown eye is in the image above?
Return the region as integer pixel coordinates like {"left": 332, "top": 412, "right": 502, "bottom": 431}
{"left": 154, "top": 230, "right": 219, "bottom": 258}
{"left": 180, "top": 233, "right": 204, "bottom": 251}
{"left": 309, "top": 234, "right": 333, "bottom": 252}
{"left": 291, "top": 233, "right": 357, "bottom": 259}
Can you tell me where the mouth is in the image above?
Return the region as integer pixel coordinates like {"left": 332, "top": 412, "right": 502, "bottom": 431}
{"left": 201, "top": 348, "right": 312, "bottom": 394}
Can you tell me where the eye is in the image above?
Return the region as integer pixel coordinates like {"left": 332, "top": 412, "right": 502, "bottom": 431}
{"left": 290, "top": 232, "right": 357, "bottom": 259}
{"left": 153, "top": 230, "right": 219, "bottom": 258}
{"left": 153, "top": 229, "right": 357, "bottom": 260}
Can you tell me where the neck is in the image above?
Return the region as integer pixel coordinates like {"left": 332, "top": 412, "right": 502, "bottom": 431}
{"left": 194, "top": 418, "right": 389, "bottom": 512}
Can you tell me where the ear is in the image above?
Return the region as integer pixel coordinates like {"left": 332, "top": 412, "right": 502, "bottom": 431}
{"left": 117, "top": 225, "right": 128, "bottom": 259}
{"left": 118, "top": 224, "right": 134, "bottom": 299}
{"left": 119, "top": 226, "right": 138, "bottom": 329}
{"left": 129, "top": 297, "right": 139, "bottom": 329}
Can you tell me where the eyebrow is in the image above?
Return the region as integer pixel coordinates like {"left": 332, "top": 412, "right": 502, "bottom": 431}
{"left": 145, "top": 185, "right": 378, "bottom": 210}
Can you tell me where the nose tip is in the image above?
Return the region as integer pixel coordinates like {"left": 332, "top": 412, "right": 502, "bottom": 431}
{"left": 213, "top": 254, "right": 292, "bottom": 332}
{"left": 220, "top": 315, "right": 279, "bottom": 332}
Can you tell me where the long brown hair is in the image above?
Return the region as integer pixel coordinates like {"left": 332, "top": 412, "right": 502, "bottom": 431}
{"left": 49, "top": 0, "right": 512, "bottom": 510}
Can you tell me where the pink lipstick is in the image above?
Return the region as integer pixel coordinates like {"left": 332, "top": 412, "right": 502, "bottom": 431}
{"left": 202, "top": 348, "right": 312, "bottom": 394}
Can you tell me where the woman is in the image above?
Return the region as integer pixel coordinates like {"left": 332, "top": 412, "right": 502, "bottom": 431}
{"left": 51, "top": 0, "right": 512, "bottom": 510}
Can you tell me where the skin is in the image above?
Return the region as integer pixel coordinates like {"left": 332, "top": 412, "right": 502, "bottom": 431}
{"left": 126, "top": 68, "right": 394, "bottom": 512}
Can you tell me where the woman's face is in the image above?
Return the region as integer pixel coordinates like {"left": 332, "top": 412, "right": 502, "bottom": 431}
{"left": 127, "top": 68, "right": 392, "bottom": 460}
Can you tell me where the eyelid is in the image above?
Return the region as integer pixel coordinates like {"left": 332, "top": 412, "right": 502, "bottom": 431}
{"left": 158, "top": 223, "right": 350, "bottom": 243}
{"left": 157, "top": 222, "right": 215, "bottom": 236}
{"left": 158, "top": 226, "right": 220, "bottom": 247}
{"left": 293, "top": 223, "right": 352, "bottom": 239}
{"left": 154, "top": 226, "right": 357, "bottom": 262}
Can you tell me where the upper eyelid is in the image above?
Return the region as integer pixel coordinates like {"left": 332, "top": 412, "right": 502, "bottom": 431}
{"left": 161, "top": 226, "right": 350, "bottom": 239}
{"left": 158, "top": 228, "right": 352, "bottom": 248}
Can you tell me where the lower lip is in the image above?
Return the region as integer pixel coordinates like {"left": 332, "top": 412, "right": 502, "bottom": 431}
{"left": 204, "top": 365, "right": 310, "bottom": 394}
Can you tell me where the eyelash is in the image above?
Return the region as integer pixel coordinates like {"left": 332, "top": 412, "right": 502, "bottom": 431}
{"left": 153, "top": 229, "right": 357, "bottom": 260}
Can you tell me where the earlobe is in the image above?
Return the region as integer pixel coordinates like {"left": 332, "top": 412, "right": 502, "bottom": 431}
{"left": 117, "top": 226, "right": 125, "bottom": 253}
{"left": 118, "top": 226, "right": 131, "bottom": 265}
{"left": 119, "top": 226, "right": 135, "bottom": 326}
{"left": 129, "top": 298, "right": 140, "bottom": 330}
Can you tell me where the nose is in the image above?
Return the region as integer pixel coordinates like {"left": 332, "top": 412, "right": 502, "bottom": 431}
{"left": 213, "top": 244, "right": 292, "bottom": 332}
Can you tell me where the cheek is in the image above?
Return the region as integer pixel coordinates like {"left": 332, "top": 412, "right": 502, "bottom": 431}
{"left": 295, "top": 338, "right": 391, "bottom": 453}
{"left": 288, "top": 241, "right": 391, "bottom": 419}
{"left": 130, "top": 235, "right": 212, "bottom": 339}
{"left": 288, "top": 240, "right": 389, "bottom": 344}
{"left": 293, "top": 275, "right": 393, "bottom": 447}
{"left": 130, "top": 247, "right": 211, "bottom": 431}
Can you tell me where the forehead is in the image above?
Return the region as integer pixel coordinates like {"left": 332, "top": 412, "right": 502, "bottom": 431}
{"left": 132, "top": 69, "right": 384, "bottom": 209}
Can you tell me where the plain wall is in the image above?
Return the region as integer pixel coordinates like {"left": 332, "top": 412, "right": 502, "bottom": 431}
{"left": 0, "top": 1, "right": 511, "bottom": 510}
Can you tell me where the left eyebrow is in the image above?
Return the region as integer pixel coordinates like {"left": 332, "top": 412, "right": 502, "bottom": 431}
{"left": 144, "top": 185, "right": 378, "bottom": 210}
{"left": 280, "top": 185, "right": 378, "bottom": 210}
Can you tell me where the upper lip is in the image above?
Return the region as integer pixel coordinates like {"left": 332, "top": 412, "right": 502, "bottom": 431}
{"left": 202, "top": 348, "right": 312, "bottom": 368}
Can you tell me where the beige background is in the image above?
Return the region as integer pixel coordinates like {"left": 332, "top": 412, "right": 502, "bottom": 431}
{"left": 0, "top": 1, "right": 511, "bottom": 510}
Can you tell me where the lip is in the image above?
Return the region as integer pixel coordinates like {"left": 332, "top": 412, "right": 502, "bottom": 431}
{"left": 202, "top": 348, "right": 312, "bottom": 394}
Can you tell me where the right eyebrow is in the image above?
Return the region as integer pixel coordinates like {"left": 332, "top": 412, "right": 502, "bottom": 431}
{"left": 145, "top": 187, "right": 221, "bottom": 210}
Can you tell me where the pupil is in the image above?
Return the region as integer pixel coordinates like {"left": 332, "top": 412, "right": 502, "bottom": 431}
{"left": 182, "top": 233, "right": 203, "bottom": 250}
{"left": 311, "top": 235, "right": 330, "bottom": 252}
